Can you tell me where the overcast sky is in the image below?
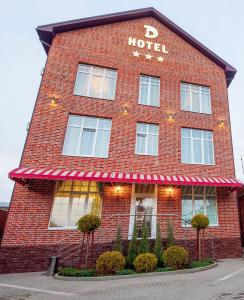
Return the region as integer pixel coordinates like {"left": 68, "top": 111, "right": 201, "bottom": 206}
{"left": 1, "top": 0, "right": 244, "bottom": 203}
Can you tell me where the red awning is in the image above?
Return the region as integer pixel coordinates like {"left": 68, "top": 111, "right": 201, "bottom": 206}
{"left": 9, "top": 166, "right": 243, "bottom": 187}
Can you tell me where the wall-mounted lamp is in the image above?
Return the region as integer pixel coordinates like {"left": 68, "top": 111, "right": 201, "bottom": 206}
{"left": 167, "top": 186, "right": 174, "bottom": 198}
{"left": 122, "top": 106, "right": 129, "bottom": 115}
{"left": 116, "top": 185, "right": 121, "bottom": 193}
{"left": 48, "top": 94, "right": 59, "bottom": 109}
{"left": 166, "top": 112, "right": 175, "bottom": 122}
{"left": 219, "top": 120, "right": 225, "bottom": 128}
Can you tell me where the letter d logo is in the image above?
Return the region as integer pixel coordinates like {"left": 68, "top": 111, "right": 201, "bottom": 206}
{"left": 144, "top": 25, "right": 158, "bottom": 39}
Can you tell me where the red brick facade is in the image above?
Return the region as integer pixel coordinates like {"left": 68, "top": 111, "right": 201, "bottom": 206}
{"left": 1, "top": 13, "right": 241, "bottom": 273}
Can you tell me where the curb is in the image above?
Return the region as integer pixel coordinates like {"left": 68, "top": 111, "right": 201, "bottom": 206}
{"left": 54, "top": 262, "right": 217, "bottom": 281}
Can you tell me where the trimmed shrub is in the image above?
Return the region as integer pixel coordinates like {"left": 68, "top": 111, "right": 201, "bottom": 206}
{"left": 113, "top": 224, "right": 123, "bottom": 253}
{"left": 77, "top": 214, "right": 101, "bottom": 233}
{"left": 163, "top": 246, "right": 188, "bottom": 270}
{"left": 134, "top": 253, "right": 157, "bottom": 273}
{"left": 96, "top": 251, "right": 125, "bottom": 275}
{"left": 126, "top": 226, "right": 138, "bottom": 268}
{"left": 191, "top": 214, "right": 209, "bottom": 229}
{"left": 138, "top": 223, "right": 150, "bottom": 254}
{"left": 153, "top": 223, "right": 164, "bottom": 267}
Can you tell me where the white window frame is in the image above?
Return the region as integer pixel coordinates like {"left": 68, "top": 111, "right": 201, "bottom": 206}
{"left": 62, "top": 115, "right": 112, "bottom": 158}
{"left": 181, "top": 128, "right": 215, "bottom": 165}
{"left": 135, "top": 123, "right": 159, "bottom": 156}
{"left": 48, "top": 181, "right": 102, "bottom": 230}
{"left": 181, "top": 186, "right": 218, "bottom": 227}
{"left": 128, "top": 184, "right": 157, "bottom": 239}
{"left": 74, "top": 64, "right": 117, "bottom": 100}
{"left": 181, "top": 82, "right": 212, "bottom": 114}
{"left": 138, "top": 75, "right": 160, "bottom": 107}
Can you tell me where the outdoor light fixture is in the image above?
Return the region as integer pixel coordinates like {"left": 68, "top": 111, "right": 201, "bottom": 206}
{"left": 219, "top": 120, "right": 225, "bottom": 128}
{"left": 166, "top": 112, "right": 175, "bottom": 122}
{"left": 50, "top": 99, "right": 58, "bottom": 109}
{"left": 48, "top": 94, "right": 59, "bottom": 109}
{"left": 122, "top": 106, "right": 129, "bottom": 115}
{"left": 116, "top": 185, "right": 121, "bottom": 192}
{"left": 167, "top": 186, "right": 173, "bottom": 197}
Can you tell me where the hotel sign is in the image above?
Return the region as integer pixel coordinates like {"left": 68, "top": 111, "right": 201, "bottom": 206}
{"left": 128, "top": 25, "right": 168, "bottom": 62}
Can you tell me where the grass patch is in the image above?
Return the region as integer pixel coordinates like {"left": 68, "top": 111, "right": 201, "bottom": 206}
{"left": 189, "top": 259, "right": 214, "bottom": 269}
{"left": 116, "top": 269, "right": 137, "bottom": 275}
{"left": 156, "top": 267, "right": 173, "bottom": 272}
{"left": 58, "top": 267, "right": 96, "bottom": 277}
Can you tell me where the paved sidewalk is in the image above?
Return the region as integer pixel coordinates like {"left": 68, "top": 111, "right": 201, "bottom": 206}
{"left": 0, "top": 259, "right": 244, "bottom": 299}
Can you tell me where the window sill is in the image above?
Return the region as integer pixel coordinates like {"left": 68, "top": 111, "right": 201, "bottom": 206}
{"left": 138, "top": 102, "right": 160, "bottom": 108}
{"left": 62, "top": 153, "right": 109, "bottom": 159}
{"left": 181, "top": 162, "right": 215, "bottom": 166}
{"left": 47, "top": 227, "right": 77, "bottom": 231}
{"left": 182, "top": 224, "right": 219, "bottom": 228}
{"left": 73, "top": 93, "right": 115, "bottom": 102}
{"left": 135, "top": 152, "right": 158, "bottom": 157}
{"left": 181, "top": 109, "right": 212, "bottom": 115}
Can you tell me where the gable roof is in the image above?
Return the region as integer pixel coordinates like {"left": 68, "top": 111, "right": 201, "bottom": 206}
{"left": 36, "top": 7, "right": 236, "bottom": 86}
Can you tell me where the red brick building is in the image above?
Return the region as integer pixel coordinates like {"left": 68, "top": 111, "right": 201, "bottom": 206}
{"left": 1, "top": 7, "right": 243, "bottom": 273}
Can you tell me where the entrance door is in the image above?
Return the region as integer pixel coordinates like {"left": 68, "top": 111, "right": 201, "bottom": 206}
{"left": 128, "top": 184, "right": 157, "bottom": 239}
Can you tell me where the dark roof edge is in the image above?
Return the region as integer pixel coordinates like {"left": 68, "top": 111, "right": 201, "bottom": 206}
{"left": 36, "top": 7, "right": 236, "bottom": 86}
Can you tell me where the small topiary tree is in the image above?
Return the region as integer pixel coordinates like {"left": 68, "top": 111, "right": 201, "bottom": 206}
{"left": 153, "top": 222, "right": 164, "bottom": 267}
{"left": 96, "top": 251, "right": 125, "bottom": 275}
{"left": 138, "top": 222, "right": 149, "bottom": 254}
{"left": 126, "top": 225, "right": 138, "bottom": 269}
{"left": 77, "top": 214, "right": 101, "bottom": 268}
{"left": 163, "top": 246, "right": 188, "bottom": 270}
{"left": 113, "top": 224, "right": 123, "bottom": 253}
{"left": 191, "top": 214, "right": 209, "bottom": 261}
{"left": 167, "top": 221, "right": 175, "bottom": 247}
{"left": 134, "top": 253, "right": 157, "bottom": 273}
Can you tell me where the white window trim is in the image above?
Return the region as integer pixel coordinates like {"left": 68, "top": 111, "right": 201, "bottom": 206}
{"left": 181, "top": 186, "right": 218, "bottom": 227}
{"left": 48, "top": 181, "right": 102, "bottom": 230}
{"left": 62, "top": 115, "right": 112, "bottom": 158}
{"left": 138, "top": 75, "right": 160, "bottom": 107}
{"left": 181, "top": 83, "right": 212, "bottom": 114}
{"left": 128, "top": 184, "right": 157, "bottom": 239}
{"left": 135, "top": 123, "right": 159, "bottom": 156}
{"left": 74, "top": 64, "right": 117, "bottom": 100}
{"left": 181, "top": 128, "right": 215, "bottom": 165}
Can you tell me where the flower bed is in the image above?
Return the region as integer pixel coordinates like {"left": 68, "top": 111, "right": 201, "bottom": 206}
{"left": 57, "top": 259, "right": 214, "bottom": 278}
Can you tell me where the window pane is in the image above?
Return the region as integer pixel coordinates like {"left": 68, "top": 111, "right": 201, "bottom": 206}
{"left": 203, "top": 140, "right": 214, "bottom": 164}
{"left": 141, "top": 75, "right": 150, "bottom": 83}
{"left": 98, "top": 118, "right": 112, "bottom": 130}
{"left": 192, "top": 129, "right": 202, "bottom": 139}
{"left": 192, "top": 91, "right": 200, "bottom": 112}
{"left": 74, "top": 72, "right": 89, "bottom": 96}
{"left": 136, "top": 134, "right": 146, "bottom": 154}
{"left": 89, "top": 75, "right": 103, "bottom": 98}
{"left": 68, "top": 115, "right": 83, "bottom": 127}
{"left": 150, "top": 84, "right": 160, "bottom": 106}
{"left": 87, "top": 194, "right": 102, "bottom": 216}
{"left": 181, "top": 89, "right": 191, "bottom": 111}
{"left": 194, "top": 186, "right": 204, "bottom": 195}
{"left": 94, "top": 129, "right": 110, "bottom": 157}
{"left": 182, "top": 197, "right": 193, "bottom": 225}
{"left": 201, "top": 93, "right": 211, "bottom": 114}
{"left": 72, "top": 181, "right": 89, "bottom": 192}
{"left": 63, "top": 126, "right": 80, "bottom": 155}
{"left": 148, "top": 124, "right": 159, "bottom": 134}
{"left": 206, "top": 186, "right": 216, "bottom": 196}
{"left": 78, "top": 64, "right": 90, "bottom": 73}
{"left": 203, "top": 130, "right": 213, "bottom": 140}
{"left": 194, "top": 197, "right": 204, "bottom": 214}
{"left": 181, "top": 137, "right": 191, "bottom": 163}
{"left": 148, "top": 134, "right": 158, "bottom": 155}
{"left": 69, "top": 195, "right": 86, "bottom": 226}
{"left": 80, "top": 129, "right": 95, "bottom": 156}
{"left": 206, "top": 198, "right": 217, "bottom": 225}
{"left": 103, "top": 77, "right": 116, "bottom": 100}
{"left": 135, "top": 197, "right": 153, "bottom": 238}
{"left": 139, "top": 82, "right": 149, "bottom": 105}
{"left": 137, "top": 123, "right": 147, "bottom": 133}
{"left": 83, "top": 117, "right": 97, "bottom": 128}
{"left": 181, "top": 128, "right": 191, "bottom": 138}
{"left": 49, "top": 197, "right": 69, "bottom": 227}
{"left": 193, "top": 139, "right": 202, "bottom": 163}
